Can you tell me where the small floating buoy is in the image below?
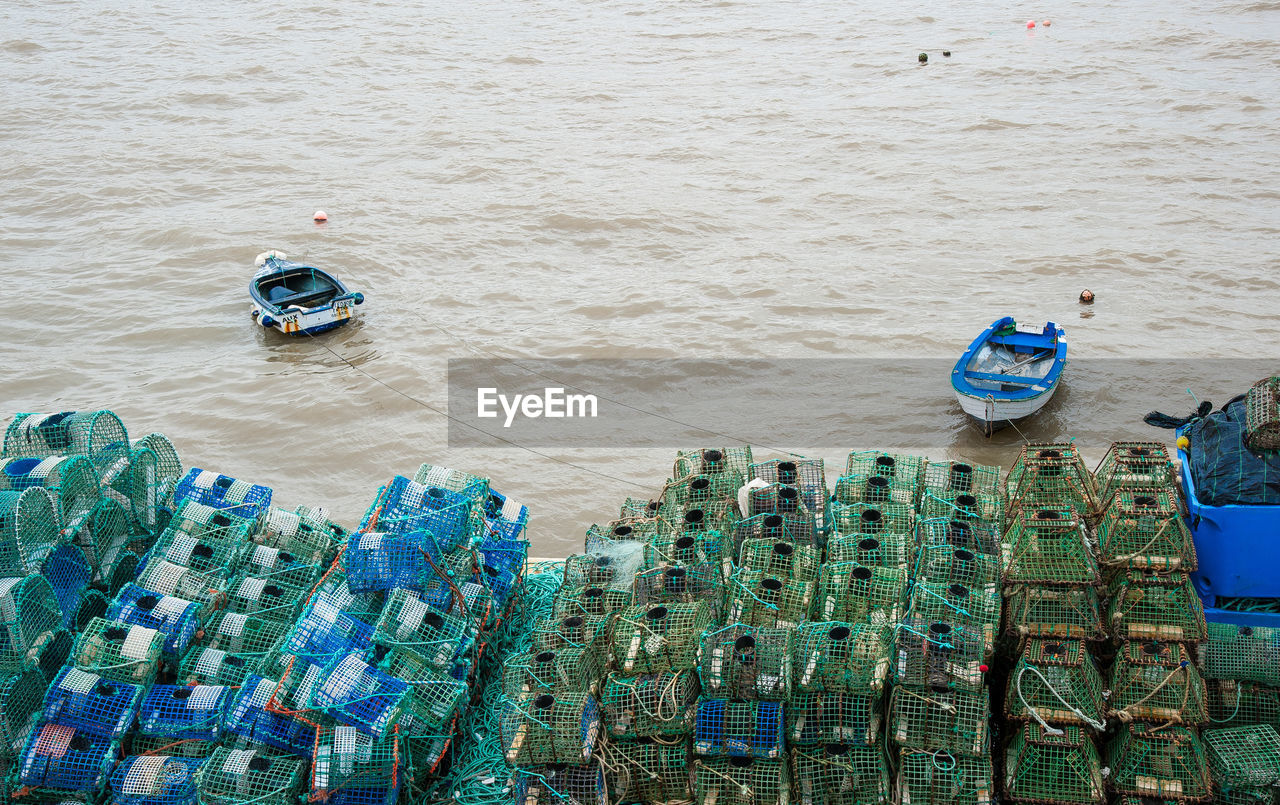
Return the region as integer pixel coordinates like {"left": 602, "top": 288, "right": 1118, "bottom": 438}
{"left": 1026, "top": 20, "right": 1036, "bottom": 28}
{"left": 313, "top": 210, "right": 328, "bottom": 222}
{"left": 1177, "top": 436, "right": 1190, "bottom": 451}
{"left": 942, "top": 50, "right": 951, "bottom": 57}
{"left": 918, "top": 52, "right": 928, "bottom": 63}
{"left": 1079, "top": 288, "right": 1095, "bottom": 304}
{"left": 1043, "top": 19, "right": 1052, "bottom": 27}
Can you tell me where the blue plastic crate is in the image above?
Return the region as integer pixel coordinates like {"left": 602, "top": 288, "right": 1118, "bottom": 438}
{"left": 110, "top": 754, "right": 203, "bottom": 805}
{"left": 136, "top": 684, "right": 231, "bottom": 743}
{"left": 693, "top": 699, "right": 784, "bottom": 758}
{"left": 42, "top": 666, "right": 142, "bottom": 740}
{"left": 107, "top": 583, "right": 202, "bottom": 656}
{"left": 173, "top": 469, "right": 272, "bottom": 521}
{"left": 18, "top": 720, "right": 117, "bottom": 794}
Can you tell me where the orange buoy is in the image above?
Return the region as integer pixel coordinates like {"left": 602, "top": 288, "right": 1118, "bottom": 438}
{"left": 313, "top": 210, "right": 328, "bottom": 222}
{"left": 1043, "top": 19, "right": 1052, "bottom": 26}
{"left": 1026, "top": 19, "right": 1036, "bottom": 28}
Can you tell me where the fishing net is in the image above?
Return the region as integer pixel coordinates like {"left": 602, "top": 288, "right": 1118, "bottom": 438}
{"left": 516, "top": 763, "right": 608, "bottom": 805}
{"left": 504, "top": 647, "right": 604, "bottom": 700}
{"left": 906, "top": 582, "right": 1001, "bottom": 657}
{"left": 814, "top": 563, "right": 908, "bottom": 625}
{"left": 601, "top": 739, "right": 689, "bottom": 805}
{"left": 173, "top": 468, "right": 273, "bottom": 521}
{"left": 790, "top": 743, "right": 890, "bottom": 805}
{"left": 1004, "top": 444, "right": 1101, "bottom": 524}
{"left": 1108, "top": 640, "right": 1208, "bottom": 725}
{"left": 1203, "top": 725, "right": 1280, "bottom": 797}
{"left": 223, "top": 672, "right": 317, "bottom": 755}
{"left": 1002, "top": 722, "right": 1105, "bottom": 805}
{"left": 698, "top": 625, "right": 792, "bottom": 701}
{"left": 0, "top": 487, "right": 60, "bottom": 574}
{"left": 134, "top": 683, "right": 231, "bottom": 747}
{"left": 733, "top": 511, "right": 818, "bottom": 550}
{"left": 1244, "top": 376, "right": 1280, "bottom": 451}
{"left": 828, "top": 501, "right": 916, "bottom": 544}
{"left": 553, "top": 585, "right": 630, "bottom": 624}
{"left": 312, "top": 725, "right": 402, "bottom": 801}
{"left": 3, "top": 411, "right": 128, "bottom": 468}
{"left": 1201, "top": 623, "right": 1280, "bottom": 687}
{"left": 895, "top": 618, "right": 986, "bottom": 692}
{"left": 15, "top": 721, "right": 116, "bottom": 797}
{"left": 793, "top": 621, "right": 891, "bottom": 695}
{"left": 1094, "top": 442, "right": 1177, "bottom": 501}
{"left": 1003, "top": 584, "right": 1106, "bottom": 641}
{"left": 737, "top": 538, "right": 818, "bottom": 581}
{"left": 895, "top": 747, "right": 994, "bottom": 805}
{"left": 194, "top": 747, "right": 307, "bottom": 805}
{"left": 174, "top": 644, "right": 258, "bottom": 688}
{"left": 0, "top": 575, "right": 64, "bottom": 674}
{"left": 847, "top": 451, "right": 926, "bottom": 497}
{"left": 106, "top": 583, "right": 203, "bottom": 656}
{"left": 109, "top": 755, "right": 202, "bottom": 805}
{"left": 787, "top": 691, "right": 881, "bottom": 746}
{"left": 1004, "top": 639, "right": 1107, "bottom": 729}
{"left": 916, "top": 544, "right": 1002, "bottom": 589}
{"left": 1206, "top": 680, "right": 1280, "bottom": 730}
{"left": 222, "top": 575, "right": 308, "bottom": 623}
{"left": 0, "top": 668, "right": 47, "bottom": 752}
{"left": 1096, "top": 487, "right": 1196, "bottom": 572}
{"left": 380, "top": 648, "right": 469, "bottom": 737}
{"left": 889, "top": 684, "right": 990, "bottom": 756}
{"left": 1001, "top": 508, "right": 1099, "bottom": 586}
{"left": 1106, "top": 570, "right": 1207, "bottom": 643}
{"left": 1106, "top": 723, "right": 1212, "bottom": 801}
{"left": 692, "top": 756, "right": 789, "bottom": 805}
{"left": 671, "top": 447, "right": 753, "bottom": 486}
{"left": 135, "top": 558, "right": 227, "bottom": 609}
{"left": 0, "top": 455, "right": 100, "bottom": 537}
{"left": 726, "top": 571, "right": 814, "bottom": 630}
{"left": 610, "top": 602, "right": 712, "bottom": 675}
{"left": 825, "top": 532, "right": 914, "bottom": 571}
{"left": 500, "top": 691, "right": 601, "bottom": 766}
{"left": 917, "top": 517, "right": 1001, "bottom": 557}
{"left": 72, "top": 617, "right": 164, "bottom": 685}
{"left": 693, "top": 699, "right": 784, "bottom": 758}
{"left": 599, "top": 671, "right": 698, "bottom": 738}
{"left": 634, "top": 563, "right": 728, "bottom": 622}
{"left": 374, "top": 588, "right": 475, "bottom": 672}
{"left": 833, "top": 473, "right": 916, "bottom": 508}
{"left": 97, "top": 446, "right": 164, "bottom": 536}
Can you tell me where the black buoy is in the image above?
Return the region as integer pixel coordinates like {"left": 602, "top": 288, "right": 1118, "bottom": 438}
{"left": 918, "top": 52, "right": 928, "bottom": 63}
{"left": 942, "top": 50, "right": 951, "bottom": 57}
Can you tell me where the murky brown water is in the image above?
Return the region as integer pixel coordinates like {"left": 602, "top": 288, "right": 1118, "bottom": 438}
{"left": 4, "top": 0, "right": 1278, "bottom": 555}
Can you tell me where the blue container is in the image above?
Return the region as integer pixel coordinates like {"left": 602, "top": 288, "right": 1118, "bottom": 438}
{"left": 107, "top": 583, "right": 202, "bottom": 656}
{"left": 359, "top": 476, "right": 473, "bottom": 550}
{"left": 136, "top": 684, "right": 231, "bottom": 743}
{"left": 223, "top": 675, "right": 316, "bottom": 757}
{"left": 1179, "top": 434, "right": 1280, "bottom": 601}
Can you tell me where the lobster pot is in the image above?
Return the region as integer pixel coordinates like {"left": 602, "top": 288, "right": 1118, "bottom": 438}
{"left": 224, "top": 674, "right": 317, "bottom": 756}
{"left": 745, "top": 482, "right": 812, "bottom": 521}
{"left": 174, "top": 646, "right": 257, "bottom": 688}
{"left": 311, "top": 568, "right": 384, "bottom": 627}
{"left": 1003, "top": 723, "right": 1105, "bottom": 805}
{"left": 890, "top": 684, "right": 989, "bottom": 756}
{"left": 478, "top": 535, "right": 528, "bottom": 611}
{"left": 845, "top": 451, "right": 925, "bottom": 492}
{"left": 828, "top": 501, "right": 915, "bottom": 543}
{"left": 610, "top": 602, "right": 712, "bottom": 675}
{"left": 381, "top": 649, "right": 469, "bottom": 736}
{"left": 70, "top": 497, "right": 129, "bottom": 571}
{"left": 788, "top": 691, "right": 880, "bottom": 746}
{"left": 359, "top": 476, "right": 477, "bottom": 551}
{"left": 694, "top": 699, "right": 783, "bottom": 759}
{"left": 693, "top": 756, "right": 788, "bottom": 805}
{"left": 1004, "top": 443, "right": 1100, "bottom": 518}
{"left": 1106, "top": 571, "right": 1208, "bottom": 643}
{"left": 131, "top": 433, "right": 182, "bottom": 504}
{"left": 500, "top": 691, "right": 600, "bottom": 766}
{"left": 43, "top": 667, "right": 142, "bottom": 739}
{"left": 726, "top": 572, "right": 814, "bottom": 630}
{"left": 0, "top": 669, "right": 48, "bottom": 753}
{"left": 312, "top": 725, "right": 400, "bottom": 803}
{"left": 72, "top": 617, "right": 164, "bottom": 685}
{"left": 649, "top": 529, "right": 731, "bottom": 575}
{"left": 97, "top": 447, "right": 164, "bottom": 536}
{"left": 738, "top": 539, "right": 818, "bottom": 582}
{"left": 97, "top": 547, "right": 140, "bottom": 598}
{"left": 482, "top": 486, "right": 528, "bottom": 540}
{"left": 825, "top": 532, "right": 913, "bottom": 571}
{"left": 505, "top": 647, "right": 604, "bottom": 700}
{"left": 223, "top": 576, "right": 307, "bottom": 623}
{"left": 1002, "top": 509, "right": 1100, "bottom": 586}
{"left": 895, "top": 619, "right": 986, "bottom": 692}
{"left": 1004, "top": 639, "right": 1106, "bottom": 728}
{"left": 311, "top": 653, "right": 410, "bottom": 738}
{"left": 0, "top": 487, "right": 60, "bottom": 574}
{"left": 404, "top": 734, "right": 452, "bottom": 780}
{"left": 136, "top": 559, "right": 226, "bottom": 608}
{"left": 374, "top": 588, "right": 474, "bottom": 671}
{"left": 564, "top": 541, "right": 645, "bottom": 595}
{"left": 253, "top": 507, "right": 337, "bottom": 566}
{"left": 106, "top": 584, "right": 202, "bottom": 656}
{"left": 833, "top": 473, "right": 915, "bottom": 509}
{"left": 699, "top": 625, "right": 792, "bottom": 701}
{"left": 1245, "top": 376, "right": 1280, "bottom": 451}
{"left": 17, "top": 722, "right": 116, "bottom": 796}
{"left": 586, "top": 517, "right": 660, "bottom": 546}
{"left": 136, "top": 684, "right": 231, "bottom": 744}
{"left": 412, "top": 462, "right": 489, "bottom": 504}
{"left": 551, "top": 585, "right": 620, "bottom": 633}
{"left": 600, "top": 671, "right": 699, "bottom": 738}
{"left": 0, "top": 576, "right": 63, "bottom": 674}
{"left": 897, "top": 748, "right": 993, "bottom": 805}
{"left": 532, "top": 613, "right": 611, "bottom": 657}
{"left": 109, "top": 755, "right": 202, "bottom": 805}
{"left": 1096, "top": 488, "right": 1196, "bottom": 572}
{"left": 791, "top": 744, "right": 890, "bottom": 805}
{"left": 1106, "top": 723, "right": 1212, "bottom": 801}
{"left": 814, "top": 564, "right": 907, "bottom": 625}
{"left": 672, "top": 447, "right": 753, "bottom": 485}
{"left": 1004, "top": 584, "right": 1105, "bottom": 641}
{"left": 41, "top": 543, "right": 93, "bottom": 628}
{"left": 1203, "top": 726, "right": 1280, "bottom": 799}
{"left": 917, "top": 518, "right": 1000, "bottom": 557}
{"left": 665, "top": 472, "right": 744, "bottom": 510}
{"left": 418, "top": 547, "right": 494, "bottom": 627}
{"left": 793, "top": 622, "right": 891, "bottom": 695}
{"left": 918, "top": 544, "right": 1001, "bottom": 588}
{"left": 343, "top": 531, "right": 432, "bottom": 594}
{"left": 662, "top": 499, "right": 742, "bottom": 539}
{"left": 0, "top": 455, "right": 100, "bottom": 535}
{"left": 906, "top": 582, "right": 1001, "bottom": 656}
{"left": 194, "top": 747, "right": 306, "bottom": 805}
{"left": 604, "top": 739, "right": 689, "bottom": 805}
{"left": 635, "top": 564, "right": 728, "bottom": 622}
{"left": 31, "top": 628, "right": 73, "bottom": 682}
{"left": 200, "top": 611, "right": 287, "bottom": 660}
{"left": 172, "top": 469, "right": 272, "bottom": 521}
{"left": 1206, "top": 679, "right": 1280, "bottom": 730}
{"left": 918, "top": 489, "right": 1004, "bottom": 530}
{"left": 923, "top": 458, "right": 1001, "bottom": 497}
{"left": 1202, "top": 623, "right": 1280, "bottom": 688}
{"left": 1109, "top": 640, "right": 1208, "bottom": 725}
{"left": 4, "top": 411, "right": 128, "bottom": 464}
{"left": 67, "top": 588, "right": 107, "bottom": 633}
{"left": 239, "top": 543, "right": 319, "bottom": 587}
{"left": 753, "top": 459, "right": 829, "bottom": 524}
{"left": 733, "top": 512, "right": 818, "bottom": 550}
{"left": 152, "top": 501, "right": 254, "bottom": 573}
{"left": 1094, "top": 442, "right": 1176, "bottom": 501}
{"left": 518, "top": 765, "right": 606, "bottom": 805}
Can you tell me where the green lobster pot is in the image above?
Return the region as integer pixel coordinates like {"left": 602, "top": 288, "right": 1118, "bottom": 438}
{"left": 1, "top": 454, "right": 100, "bottom": 537}
{"left": 0, "top": 487, "right": 60, "bottom": 573}
{"left": 727, "top": 571, "right": 814, "bottom": 630}
{"left": 1096, "top": 487, "right": 1196, "bottom": 572}
{"left": 923, "top": 459, "right": 1001, "bottom": 500}
{"left": 846, "top": 451, "right": 926, "bottom": 498}
{"left": 828, "top": 502, "right": 916, "bottom": 545}
{"left": 1004, "top": 639, "right": 1106, "bottom": 729}
{"left": 1004, "top": 443, "right": 1101, "bottom": 524}
{"left": 72, "top": 616, "right": 164, "bottom": 685}
{"left": 610, "top": 601, "right": 712, "bottom": 675}
{"left": 738, "top": 538, "right": 820, "bottom": 582}
{"left": 1205, "top": 679, "right": 1280, "bottom": 730}
{"left": 195, "top": 747, "right": 307, "bottom": 805}
{"left": 501, "top": 690, "right": 601, "bottom": 766}
{"left": 1106, "top": 723, "right": 1212, "bottom": 801}
{"left": 833, "top": 472, "right": 916, "bottom": 508}
{"left": 1106, "top": 570, "right": 1207, "bottom": 643}
{"left": 504, "top": 646, "right": 604, "bottom": 699}
{"left": 824, "top": 531, "right": 914, "bottom": 571}
{"left": 792, "top": 621, "right": 891, "bottom": 695}
{"left": 554, "top": 584, "right": 632, "bottom": 622}
{"left": 814, "top": 563, "right": 907, "bottom": 625}
{"left": 564, "top": 542, "right": 645, "bottom": 602}
{"left": 605, "top": 739, "right": 692, "bottom": 805}
{"left": 589, "top": 515, "right": 660, "bottom": 543}
{"left": 1003, "top": 723, "right": 1105, "bottom": 804}
{"left": 896, "top": 748, "right": 993, "bottom": 805}
{"left": 1201, "top": 622, "right": 1280, "bottom": 687}
{"left": 890, "top": 683, "right": 990, "bottom": 756}
{"left": 600, "top": 671, "right": 699, "bottom": 738}
{"left": 895, "top": 619, "right": 987, "bottom": 692}
{"left": 0, "top": 668, "right": 47, "bottom": 751}
{"left": 1094, "top": 442, "right": 1176, "bottom": 501}
{"left": 532, "top": 612, "right": 612, "bottom": 658}
{"left": 3, "top": 410, "right": 129, "bottom": 469}
{"left": 635, "top": 563, "right": 728, "bottom": 622}
{"left": 1003, "top": 583, "right": 1105, "bottom": 641}
{"left": 666, "top": 471, "right": 745, "bottom": 510}
{"left": 0, "top": 575, "right": 62, "bottom": 675}
{"left": 919, "top": 489, "right": 1003, "bottom": 530}
{"left": 1108, "top": 640, "right": 1207, "bottom": 725}
{"left": 1002, "top": 508, "right": 1099, "bottom": 586}
{"left": 1203, "top": 725, "right": 1280, "bottom": 804}
{"left": 649, "top": 528, "right": 731, "bottom": 576}
{"left": 787, "top": 690, "right": 882, "bottom": 747}
{"left": 790, "top": 743, "right": 890, "bottom": 805}
{"left": 918, "top": 543, "right": 1002, "bottom": 588}
{"left": 699, "top": 624, "right": 793, "bottom": 701}
{"left": 907, "top": 581, "right": 1001, "bottom": 657}
{"left": 97, "top": 445, "right": 164, "bottom": 536}
{"left": 672, "top": 446, "right": 754, "bottom": 485}
{"left": 692, "top": 756, "right": 789, "bottom": 805}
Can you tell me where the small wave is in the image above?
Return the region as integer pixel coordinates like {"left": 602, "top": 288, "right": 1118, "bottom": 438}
{"left": 2, "top": 39, "right": 44, "bottom": 54}
{"left": 962, "top": 118, "right": 1033, "bottom": 132}
{"left": 502, "top": 56, "right": 542, "bottom": 65}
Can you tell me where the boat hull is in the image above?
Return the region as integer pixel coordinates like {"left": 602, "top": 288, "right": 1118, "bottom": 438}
{"left": 954, "top": 382, "right": 1059, "bottom": 436}
{"left": 251, "top": 300, "right": 355, "bottom": 336}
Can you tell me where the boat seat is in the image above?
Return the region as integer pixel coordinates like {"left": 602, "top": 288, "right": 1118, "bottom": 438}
{"left": 963, "top": 370, "right": 1041, "bottom": 387}
{"left": 989, "top": 332, "right": 1051, "bottom": 352}
{"left": 268, "top": 289, "right": 336, "bottom": 309}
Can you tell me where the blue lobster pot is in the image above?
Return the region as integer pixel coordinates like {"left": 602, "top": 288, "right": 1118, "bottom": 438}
{"left": 43, "top": 666, "right": 142, "bottom": 740}
{"left": 173, "top": 469, "right": 272, "bottom": 521}
{"left": 224, "top": 675, "right": 316, "bottom": 757}
{"left": 360, "top": 476, "right": 473, "bottom": 549}
{"left": 110, "top": 754, "right": 203, "bottom": 805}
{"left": 107, "top": 583, "right": 202, "bottom": 656}
{"left": 344, "top": 531, "right": 438, "bottom": 594}
{"left": 479, "top": 536, "right": 528, "bottom": 609}
{"left": 19, "top": 721, "right": 116, "bottom": 793}
{"left": 137, "top": 684, "right": 231, "bottom": 743}
{"left": 42, "top": 543, "right": 94, "bottom": 628}
{"left": 286, "top": 601, "right": 376, "bottom": 666}
{"left": 312, "top": 653, "right": 410, "bottom": 739}
{"left": 694, "top": 699, "right": 784, "bottom": 759}
{"left": 484, "top": 490, "right": 529, "bottom": 541}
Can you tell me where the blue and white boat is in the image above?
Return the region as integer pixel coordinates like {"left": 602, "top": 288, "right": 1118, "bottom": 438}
{"left": 249, "top": 251, "right": 364, "bottom": 336}
{"left": 951, "top": 316, "right": 1067, "bottom": 435}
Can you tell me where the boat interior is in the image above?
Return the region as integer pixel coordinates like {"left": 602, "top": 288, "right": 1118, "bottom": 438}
{"left": 257, "top": 268, "right": 342, "bottom": 311}
{"left": 963, "top": 328, "right": 1057, "bottom": 390}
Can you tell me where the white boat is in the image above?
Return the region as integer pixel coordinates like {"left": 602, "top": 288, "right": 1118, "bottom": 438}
{"left": 951, "top": 316, "right": 1067, "bottom": 436}
{"left": 249, "top": 251, "right": 364, "bottom": 336}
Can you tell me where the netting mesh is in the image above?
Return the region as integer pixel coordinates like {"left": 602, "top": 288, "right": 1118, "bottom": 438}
{"left": 343, "top": 531, "right": 436, "bottom": 594}
{"left": 505, "top": 646, "right": 601, "bottom": 700}
{"left": 310, "top": 653, "right": 410, "bottom": 738}
{"left": 194, "top": 747, "right": 306, "bottom": 805}
{"left": 109, "top": 754, "right": 202, "bottom": 805}
{"left": 98, "top": 446, "right": 165, "bottom": 536}
{"left": 554, "top": 585, "right": 631, "bottom": 623}
{"left": 599, "top": 670, "right": 698, "bottom": 738}
{"left": 664, "top": 472, "right": 745, "bottom": 512}
{"left": 223, "top": 672, "right": 317, "bottom": 755}
{"left": 693, "top": 699, "right": 784, "bottom": 758}
{"left": 917, "top": 544, "right": 1001, "bottom": 589}
{"left": 1243, "top": 376, "right": 1280, "bottom": 451}
{"left": 131, "top": 432, "right": 182, "bottom": 504}
{"left": 918, "top": 489, "right": 1003, "bottom": 529}
{"left": 787, "top": 691, "right": 881, "bottom": 746}
{"left": 0, "top": 668, "right": 47, "bottom": 751}
{"left": 40, "top": 542, "right": 93, "bottom": 629}
{"left": 1004, "top": 638, "right": 1106, "bottom": 728}
{"left": 924, "top": 459, "right": 1001, "bottom": 499}
{"left": 380, "top": 648, "right": 469, "bottom": 736}
{"left": 602, "top": 739, "right": 688, "bottom": 805}
{"left": 1001, "top": 508, "right": 1099, "bottom": 586}
{"left": 135, "top": 682, "right": 231, "bottom": 748}
{"left": 646, "top": 528, "right": 731, "bottom": 575}
{"left": 533, "top": 613, "right": 612, "bottom": 658}
{"left": 1206, "top": 679, "right": 1280, "bottom": 730}
{"left": 0, "top": 575, "right": 65, "bottom": 674}
{"left": 413, "top": 461, "right": 490, "bottom": 503}
{"left": 890, "top": 683, "right": 990, "bottom": 756}
{"left": 698, "top": 624, "right": 792, "bottom": 701}
{"left": 1096, "top": 487, "right": 1196, "bottom": 572}
{"left": 69, "top": 497, "right": 129, "bottom": 571}
{"left": 500, "top": 691, "right": 601, "bottom": 766}
{"left": 732, "top": 511, "right": 818, "bottom": 550}
{"left": 828, "top": 501, "right": 916, "bottom": 544}
{"left": 737, "top": 538, "right": 819, "bottom": 582}
{"left": 672, "top": 447, "right": 753, "bottom": 485}
{"left": 98, "top": 547, "right": 140, "bottom": 598}
{"left": 517, "top": 763, "right": 608, "bottom": 805}
{"left": 1108, "top": 640, "right": 1208, "bottom": 725}
{"left": 743, "top": 483, "right": 814, "bottom": 525}
{"left": 223, "top": 575, "right": 307, "bottom": 623}
{"left": 564, "top": 541, "right": 645, "bottom": 594}
{"left": 152, "top": 501, "right": 255, "bottom": 571}
{"left": 1203, "top": 725, "right": 1280, "bottom": 791}
{"left": 609, "top": 602, "right": 712, "bottom": 675}
{"left": 790, "top": 743, "right": 890, "bottom": 805}
{"left": 174, "top": 644, "right": 259, "bottom": 687}
{"left": 16, "top": 721, "right": 115, "bottom": 795}
{"left": 1094, "top": 442, "right": 1176, "bottom": 501}
{"left": 895, "top": 618, "right": 986, "bottom": 691}
{"left": 1106, "top": 723, "right": 1212, "bottom": 801}
{"left": 135, "top": 559, "right": 226, "bottom": 608}
{"left": 825, "top": 532, "right": 913, "bottom": 571}
{"left": 106, "top": 583, "right": 202, "bottom": 656}
{"left": 1106, "top": 570, "right": 1207, "bottom": 643}
{"left": 917, "top": 517, "right": 1000, "bottom": 558}
{"left": 588, "top": 517, "right": 661, "bottom": 546}
{"left": 374, "top": 587, "right": 475, "bottom": 672}
{"left": 312, "top": 725, "right": 402, "bottom": 798}
{"left": 1, "top": 455, "right": 101, "bottom": 537}
{"left": 793, "top": 621, "right": 891, "bottom": 695}
{"left": 72, "top": 617, "right": 164, "bottom": 685}
{"left": 0, "top": 487, "right": 61, "bottom": 574}
{"left": 895, "top": 748, "right": 994, "bottom": 805}
{"left": 1004, "top": 444, "right": 1101, "bottom": 523}
{"left": 3, "top": 411, "right": 128, "bottom": 466}
{"left": 634, "top": 564, "right": 728, "bottom": 621}
{"left": 1201, "top": 623, "right": 1280, "bottom": 687}
{"left": 814, "top": 564, "right": 907, "bottom": 625}
{"left": 253, "top": 507, "right": 339, "bottom": 567}
{"left": 360, "top": 476, "right": 478, "bottom": 553}
{"left": 1002, "top": 722, "right": 1105, "bottom": 805}
{"left": 1003, "top": 584, "right": 1105, "bottom": 641}
{"left": 726, "top": 571, "right": 814, "bottom": 630}
{"left": 692, "top": 756, "right": 789, "bottom": 805}
{"left": 847, "top": 451, "right": 926, "bottom": 495}
{"left": 907, "top": 583, "right": 1001, "bottom": 658}
{"left": 833, "top": 473, "right": 916, "bottom": 508}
